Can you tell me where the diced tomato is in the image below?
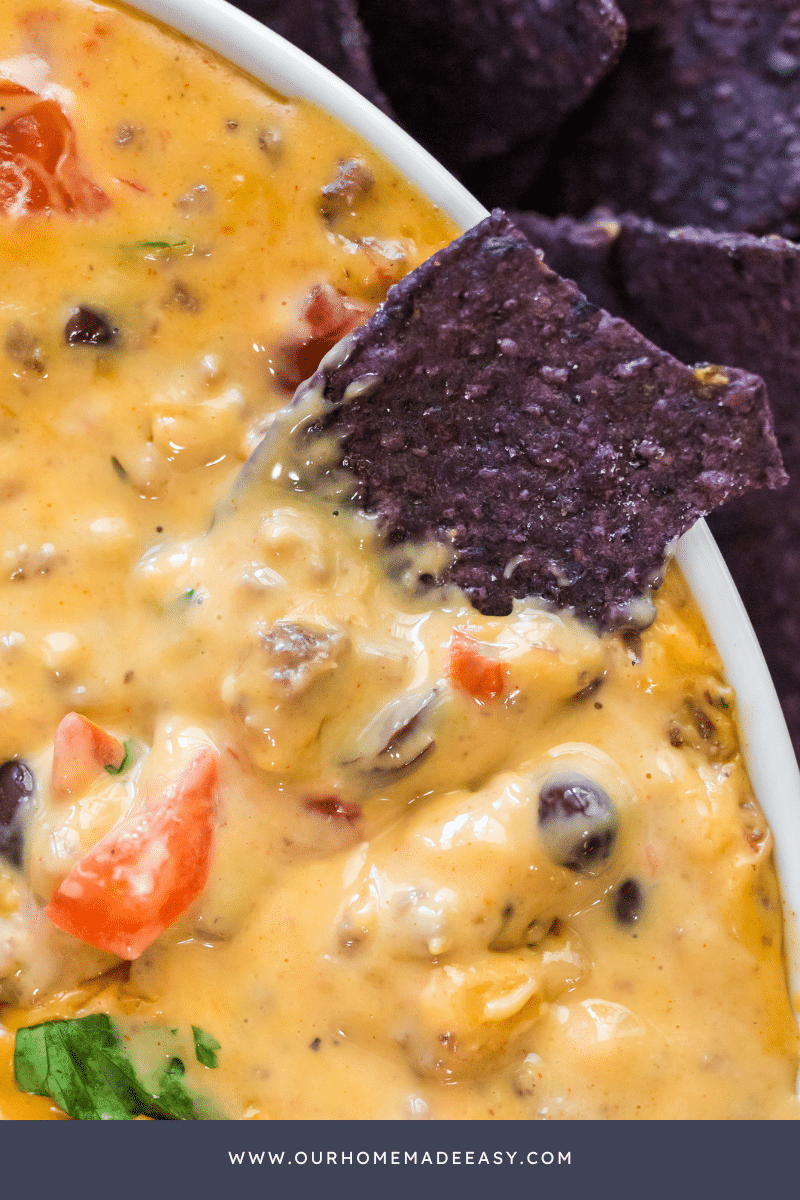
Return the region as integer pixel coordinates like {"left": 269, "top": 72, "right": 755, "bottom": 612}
{"left": 0, "top": 80, "right": 109, "bottom": 217}
{"left": 46, "top": 749, "right": 218, "bottom": 960}
{"left": 51, "top": 712, "right": 126, "bottom": 800}
{"left": 447, "top": 630, "right": 504, "bottom": 702}
{"left": 276, "top": 283, "right": 372, "bottom": 390}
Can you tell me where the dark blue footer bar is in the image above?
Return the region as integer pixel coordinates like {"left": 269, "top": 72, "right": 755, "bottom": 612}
{"left": 1, "top": 1118, "right": 793, "bottom": 1200}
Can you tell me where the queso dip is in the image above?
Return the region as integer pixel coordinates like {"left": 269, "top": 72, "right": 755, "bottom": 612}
{"left": 0, "top": 0, "right": 796, "bottom": 1120}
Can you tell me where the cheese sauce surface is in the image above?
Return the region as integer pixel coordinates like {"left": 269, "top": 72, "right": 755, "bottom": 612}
{"left": 0, "top": 0, "right": 797, "bottom": 1122}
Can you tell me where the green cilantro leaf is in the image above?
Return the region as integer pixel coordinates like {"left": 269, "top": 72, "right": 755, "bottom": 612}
{"left": 14, "top": 1014, "right": 139, "bottom": 1120}
{"left": 120, "top": 239, "right": 189, "bottom": 251}
{"left": 154, "top": 1056, "right": 195, "bottom": 1120}
{"left": 105, "top": 739, "right": 134, "bottom": 776}
{"left": 192, "top": 1026, "right": 221, "bottom": 1069}
{"left": 14, "top": 1015, "right": 223, "bottom": 1120}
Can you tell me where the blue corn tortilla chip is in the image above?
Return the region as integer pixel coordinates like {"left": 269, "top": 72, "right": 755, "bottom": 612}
{"left": 615, "top": 0, "right": 686, "bottom": 33}
{"left": 228, "top": 0, "right": 391, "bottom": 114}
{"left": 462, "top": 140, "right": 557, "bottom": 212}
{"left": 514, "top": 208, "right": 800, "bottom": 750}
{"left": 283, "top": 210, "right": 785, "bottom": 629}
{"left": 513, "top": 210, "right": 800, "bottom": 436}
{"left": 510, "top": 210, "right": 623, "bottom": 316}
{"left": 709, "top": 488, "right": 800, "bottom": 753}
{"left": 356, "top": 0, "right": 626, "bottom": 176}
{"left": 548, "top": 0, "right": 800, "bottom": 238}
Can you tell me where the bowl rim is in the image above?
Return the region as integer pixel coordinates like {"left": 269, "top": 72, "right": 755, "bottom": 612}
{"left": 123, "top": 0, "right": 800, "bottom": 1016}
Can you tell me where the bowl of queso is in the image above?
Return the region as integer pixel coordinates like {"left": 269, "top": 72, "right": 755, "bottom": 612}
{"left": 0, "top": 0, "right": 798, "bottom": 1121}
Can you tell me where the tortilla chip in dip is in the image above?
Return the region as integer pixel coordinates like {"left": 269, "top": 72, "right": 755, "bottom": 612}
{"left": 281, "top": 210, "right": 785, "bottom": 628}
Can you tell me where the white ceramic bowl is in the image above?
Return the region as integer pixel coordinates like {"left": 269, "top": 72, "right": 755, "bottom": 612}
{"left": 130, "top": 0, "right": 800, "bottom": 1029}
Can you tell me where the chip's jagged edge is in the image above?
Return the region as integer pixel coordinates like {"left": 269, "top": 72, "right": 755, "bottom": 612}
{"left": 511, "top": 206, "right": 800, "bottom": 743}
{"left": 292, "top": 210, "right": 786, "bottom": 629}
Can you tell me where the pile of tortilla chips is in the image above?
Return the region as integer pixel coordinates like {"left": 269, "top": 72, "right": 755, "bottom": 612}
{"left": 233, "top": 0, "right": 800, "bottom": 755}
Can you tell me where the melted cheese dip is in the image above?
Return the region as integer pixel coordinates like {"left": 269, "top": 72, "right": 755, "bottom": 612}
{"left": 0, "top": 0, "right": 796, "bottom": 1121}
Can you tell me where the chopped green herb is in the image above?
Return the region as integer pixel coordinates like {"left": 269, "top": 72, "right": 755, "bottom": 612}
{"left": 182, "top": 589, "right": 195, "bottom": 601}
{"left": 153, "top": 1057, "right": 195, "bottom": 1121}
{"left": 13, "top": 1014, "right": 223, "bottom": 1120}
{"left": 192, "top": 1026, "right": 221, "bottom": 1069}
{"left": 105, "top": 739, "right": 134, "bottom": 776}
{"left": 120, "top": 239, "right": 189, "bottom": 251}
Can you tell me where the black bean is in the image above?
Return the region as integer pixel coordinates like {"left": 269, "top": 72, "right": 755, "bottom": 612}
{"left": 572, "top": 674, "right": 604, "bottom": 702}
{"left": 538, "top": 774, "right": 618, "bottom": 874}
{"left": 304, "top": 796, "right": 360, "bottom": 823}
{"left": 614, "top": 878, "right": 643, "bottom": 926}
{"left": 64, "top": 306, "right": 118, "bottom": 347}
{"left": 621, "top": 630, "right": 642, "bottom": 663}
{"left": 0, "top": 759, "right": 34, "bottom": 867}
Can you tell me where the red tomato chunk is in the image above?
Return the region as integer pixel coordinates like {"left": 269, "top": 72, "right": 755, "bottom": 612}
{"left": 0, "top": 80, "right": 109, "bottom": 216}
{"left": 51, "top": 712, "right": 126, "bottom": 800}
{"left": 46, "top": 749, "right": 218, "bottom": 960}
{"left": 447, "top": 630, "right": 504, "bottom": 702}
